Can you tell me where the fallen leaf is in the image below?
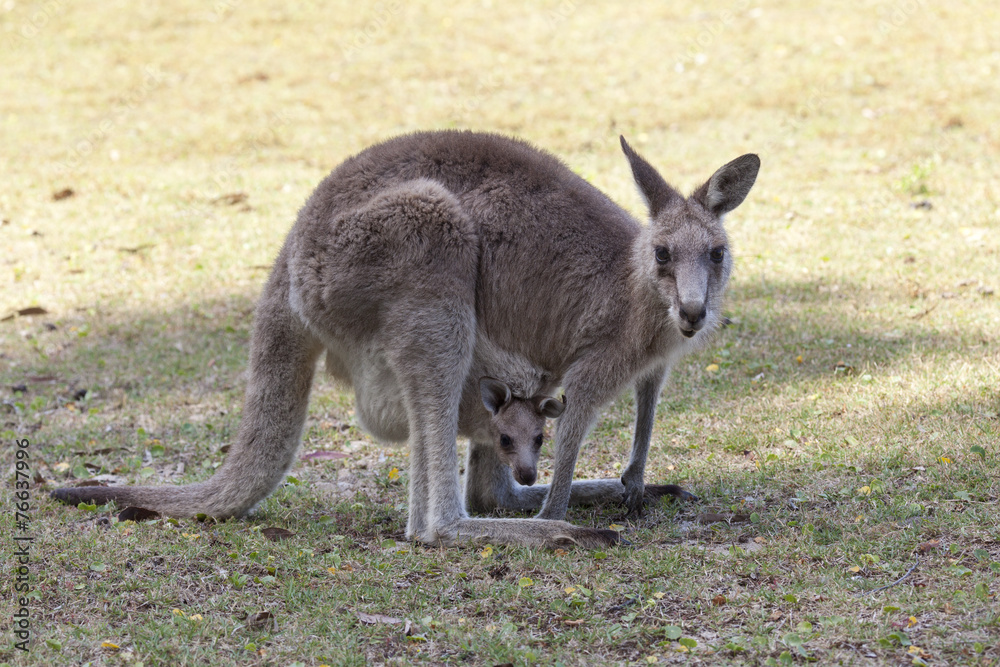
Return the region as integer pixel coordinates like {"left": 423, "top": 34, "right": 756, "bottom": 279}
{"left": 488, "top": 563, "right": 509, "bottom": 579}
{"left": 101, "top": 641, "right": 120, "bottom": 651}
{"left": 357, "top": 611, "right": 403, "bottom": 625}
{"left": 916, "top": 540, "right": 940, "bottom": 553}
{"left": 246, "top": 611, "right": 276, "bottom": 631}
{"left": 117, "top": 243, "right": 155, "bottom": 254}
{"left": 564, "top": 619, "right": 585, "bottom": 626}
{"left": 211, "top": 192, "right": 248, "bottom": 206}
{"left": 118, "top": 507, "right": 160, "bottom": 522}
{"left": 261, "top": 527, "right": 295, "bottom": 541}
{"left": 74, "top": 448, "right": 117, "bottom": 456}
{"left": 1, "top": 306, "right": 49, "bottom": 321}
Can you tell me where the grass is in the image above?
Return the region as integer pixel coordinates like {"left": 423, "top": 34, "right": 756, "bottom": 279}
{"left": 2, "top": 0, "right": 999, "bottom": 665}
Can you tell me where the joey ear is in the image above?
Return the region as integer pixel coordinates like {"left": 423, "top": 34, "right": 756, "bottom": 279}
{"left": 620, "top": 135, "right": 682, "bottom": 217}
{"left": 534, "top": 394, "right": 566, "bottom": 419}
{"left": 691, "top": 153, "right": 760, "bottom": 217}
{"left": 479, "top": 377, "right": 512, "bottom": 415}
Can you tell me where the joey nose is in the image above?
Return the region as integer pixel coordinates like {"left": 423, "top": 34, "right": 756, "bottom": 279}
{"left": 514, "top": 467, "right": 537, "bottom": 486}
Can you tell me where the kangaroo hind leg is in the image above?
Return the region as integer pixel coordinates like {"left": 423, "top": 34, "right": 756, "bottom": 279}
{"left": 335, "top": 180, "right": 480, "bottom": 543}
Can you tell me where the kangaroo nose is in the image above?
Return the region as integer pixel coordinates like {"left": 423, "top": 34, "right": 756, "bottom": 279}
{"left": 679, "top": 303, "right": 706, "bottom": 326}
{"left": 514, "top": 467, "right": 537, "bottom": 486}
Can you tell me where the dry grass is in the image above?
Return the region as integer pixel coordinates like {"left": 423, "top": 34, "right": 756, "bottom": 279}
{"left": 2, "top": 1, "right": 998, "bottom": 665}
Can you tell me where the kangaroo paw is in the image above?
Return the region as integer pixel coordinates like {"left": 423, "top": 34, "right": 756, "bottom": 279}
{"left": 621, "top": 483, "right": 646, "bottom": 518}
{"left": 621, "top": 483, "right": 699, "bottom": 518}
{"left": 645, "top": 484, "right": 699, "bottom": 503}
{"left": 551, "top": 527, "right": 621, "bottom": 549}
{"left": 437, "top": 518, "right": 621, "bottom": 550}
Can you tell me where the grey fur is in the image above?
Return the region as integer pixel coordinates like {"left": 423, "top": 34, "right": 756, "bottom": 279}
{"left": 52, "top": 130, "right": 758, "bottom": 549}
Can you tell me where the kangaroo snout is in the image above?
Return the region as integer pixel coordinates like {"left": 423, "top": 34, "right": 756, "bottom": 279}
{"left": 513, "top": 465, "right": 537, "bottom": 486}
{"left": 678, "top": 301, "right": 707, "bottom": 336}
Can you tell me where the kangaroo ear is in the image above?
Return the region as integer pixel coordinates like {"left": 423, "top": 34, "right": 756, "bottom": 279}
{"left": 620, "top": 135, "right": 682, "bottom": 217}
{"left": 691, "top": 153, "right": 760, "bottom": 217}
{"left": 534, "top": 394, "right": 566, "bottom": 419}
{"left": 480, "top": 377, "right": 512, "bottom": 415}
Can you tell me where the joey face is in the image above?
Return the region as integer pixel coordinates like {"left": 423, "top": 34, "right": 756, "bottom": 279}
{"left": 479, "top": 377, "right": 566, "bottom": 486}
{"left": 620, "top": 136, "right": 759, "bottom": 340}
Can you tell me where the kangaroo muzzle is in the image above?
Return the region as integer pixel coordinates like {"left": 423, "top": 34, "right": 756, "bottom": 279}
{"left": 513, "top": 465, "right": 537, "bottom": 486}
{"left": 678, "top": 300, "right": 707, "bottom": 337}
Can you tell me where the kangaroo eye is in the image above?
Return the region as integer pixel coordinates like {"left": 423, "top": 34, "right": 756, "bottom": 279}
{"left": 654, "top": 246, "right": 671, "bottom": 264}
{"left": 710, "top": 247, "right": 725, "bottom": 264}
{"left": 500, "top": 435, "right": 513, "bottom": 449}
{"left": 534, "top": 434, "right": 544, "bottom": 448}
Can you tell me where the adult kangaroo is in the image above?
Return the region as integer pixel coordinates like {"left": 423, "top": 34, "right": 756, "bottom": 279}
{"left": 53, "top": 131, "right": 759, "bottom": 549}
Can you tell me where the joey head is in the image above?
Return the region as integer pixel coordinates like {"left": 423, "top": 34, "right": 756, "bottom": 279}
{"left": 478, "top": 376, "right": 565, "bottom": 487}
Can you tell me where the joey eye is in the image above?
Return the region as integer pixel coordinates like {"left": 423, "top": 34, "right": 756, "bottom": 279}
{"left": 654, "top": 246, "right": 671, "bottom": 264}
{"left": 500, "top": 435, "right": 513, "bottom": 449}
{"left": 710, "top": 247, "right": 726, "bottom": 264}
{"left": 534, "top": 434, "right": 544, "bottom": 448}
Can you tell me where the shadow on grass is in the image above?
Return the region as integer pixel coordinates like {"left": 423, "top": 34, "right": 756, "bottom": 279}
{"left": 657, "top": 275, "right": 998, "bottom": 404}
{"left": 2, "top": 275, "right": 996, "bottom": 484}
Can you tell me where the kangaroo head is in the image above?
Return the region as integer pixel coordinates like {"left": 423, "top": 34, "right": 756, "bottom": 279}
{"left": 620, "top": 136, "right": 759, "bottom": 340}
{"left": 479, "top": 377, "right": 565, "bottom": 486}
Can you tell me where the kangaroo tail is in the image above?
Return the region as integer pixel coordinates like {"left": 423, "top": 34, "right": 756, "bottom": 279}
{"left": 52, "top": 258, "right": 322, "bottom": 519}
